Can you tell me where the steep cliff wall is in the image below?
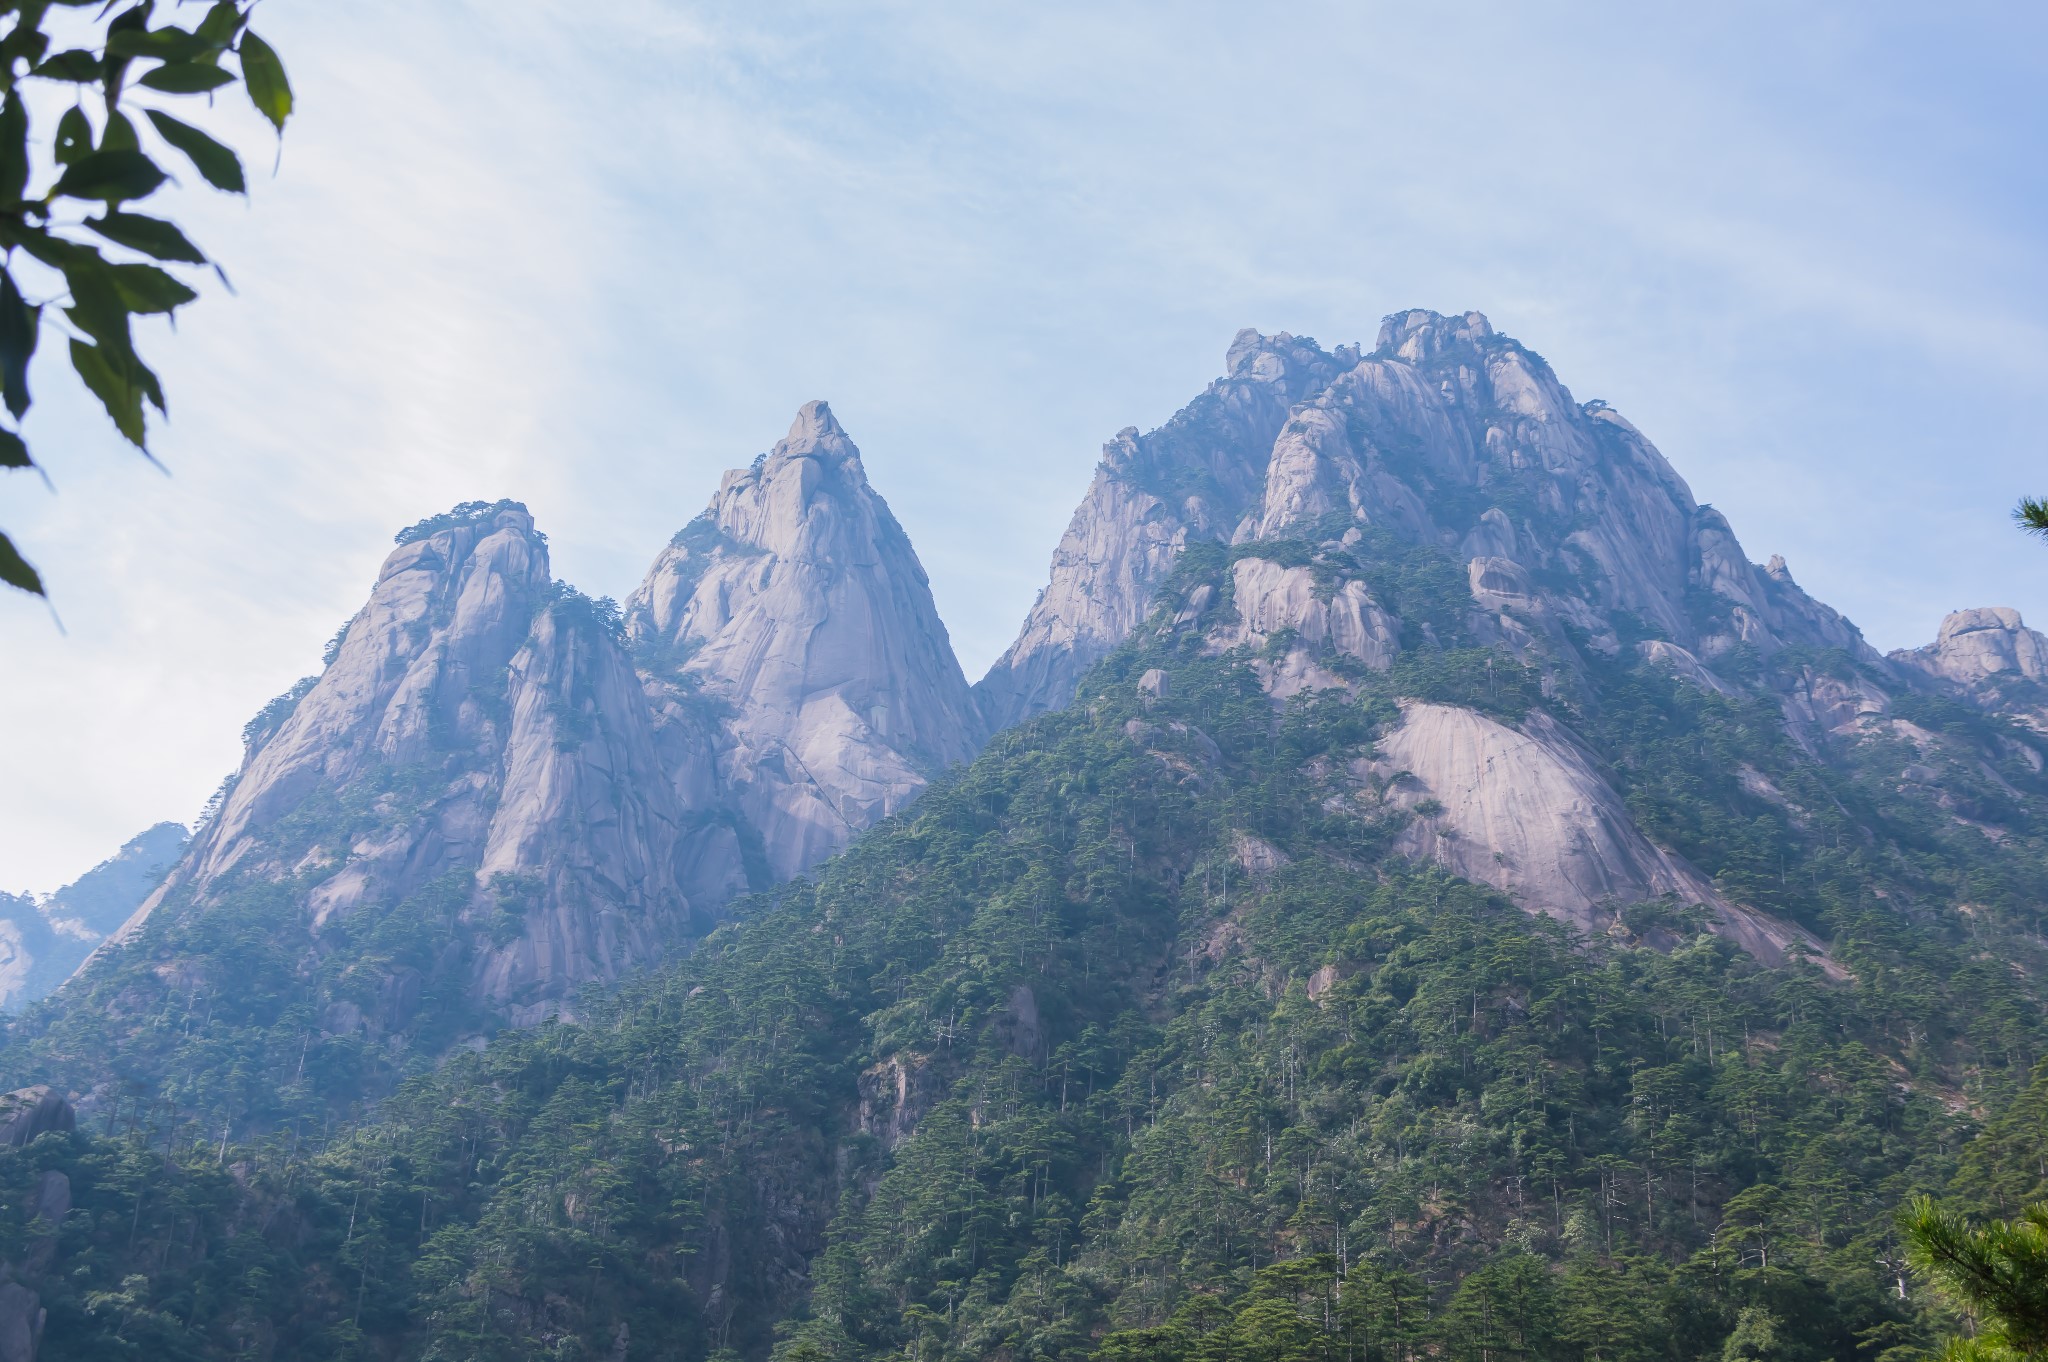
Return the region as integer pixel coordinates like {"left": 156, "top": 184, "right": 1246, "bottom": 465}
{"left": 629, "top": 402, "right": 985, "bottom": 890}
{"left": 983, "top": 309, "right": 1980, "bottom": 959}
{"left": 975, "top": 331, "right": 1345, "bottom": 729}
{"left": 115, "top": 503, "right": 694, "bottom": 1023}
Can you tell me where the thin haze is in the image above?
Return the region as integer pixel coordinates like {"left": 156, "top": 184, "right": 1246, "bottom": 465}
{"left": 2, "top": 2, "right": 2043, "bottom": 892}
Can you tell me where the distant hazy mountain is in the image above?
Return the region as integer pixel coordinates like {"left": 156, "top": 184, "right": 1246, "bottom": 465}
{"left": 0, "top": 821, "right": 185, "bottom": 1010}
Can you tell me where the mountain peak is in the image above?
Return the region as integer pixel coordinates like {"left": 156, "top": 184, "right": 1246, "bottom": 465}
{"left": 783, "top": 397, "right": 848, "bottom": 450}
{"left": 630, "top": 408, "right": 983, "bottom": 889}
{"left": 1225, "top": 328, "right": 1349, "bottom": 379}
{"left": 703, "top": 401, "right": 884, "bottom": 562}
{"left": 1892, "top": 606, "right": 2048, "bottom": 696}
{"left": 1376, "top": 307, "right": 1494, "bottom": 360}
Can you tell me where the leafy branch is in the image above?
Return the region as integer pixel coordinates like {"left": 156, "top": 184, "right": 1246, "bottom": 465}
{"left": 0, "top": 0, "right": 292, "bottom": 596}
{"left": 1903, "top": 1197, "right": 2048, "bottom": 1361}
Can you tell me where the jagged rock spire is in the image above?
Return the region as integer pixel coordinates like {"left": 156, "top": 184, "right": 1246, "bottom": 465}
{"left": 126, "top": 501, "right": 693, "bottom": 1024}
{"left": 630, "top": 402, "right": 984, "bottom": 887}
{"left": 975, "top": 331, "right": 1346, "bottom": 730}
{"left": 975, "top": 309, "right": 1894, "bottom": 960}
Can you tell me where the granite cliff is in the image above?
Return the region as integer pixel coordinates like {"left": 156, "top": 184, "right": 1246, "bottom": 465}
{"left": 982, "top": 309, "right": 2038, "bottom": 958}
{"left": 9, "top": 312, "right": 2048, "bottom": 1362}
{"left": 628, "top": 401, "right": 984, "bottom": 896}
{"left": 51, "top": 407, "right": 984, "bottom": 1063}
{"left": 116, "top": 501, "right": 694, "bottom": 1025}
{"left": 30, "top": 311, "right": 2045, "bottom": 1088}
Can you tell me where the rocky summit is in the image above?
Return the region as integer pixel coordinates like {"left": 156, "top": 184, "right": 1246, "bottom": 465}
{"left": 977, "top": 309, "right": 2024, "bottom": 959}
{"left": 34, "top": 404, "right": 984, "bottom": 1080}
{"left": 628, "top": 400, "right": 985, "bottom": 896}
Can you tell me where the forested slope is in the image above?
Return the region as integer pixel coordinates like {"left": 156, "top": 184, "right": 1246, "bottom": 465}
{"left": 2, "top": 568, "right": 2046, "bottom": 1360}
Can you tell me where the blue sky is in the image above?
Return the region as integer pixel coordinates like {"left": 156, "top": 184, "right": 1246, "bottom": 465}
{"left": 3, "top": 0, "right": 2045, "bottom": 892}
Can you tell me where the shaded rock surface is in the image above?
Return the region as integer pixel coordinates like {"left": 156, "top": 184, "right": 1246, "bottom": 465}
{"left": 118, "top": 503, "right": 694, "bottom": 1023}
{"left": 987, "top": 310, "right": 1877, "bottom": 719}
{"left": 0, "top": 1089, "right": 73, "bottom": 1362}
{"left": 976, "top": 332, "right": 1346, "bottom": 729}
{"left": 86, "top": 405, "right": 983, "bottom": 1042}
{"left": 983, "top": 308, "right": 1999, "bottom": 960}
{"left": 628, "top": 402, "right": 983, "bottom": 890}
{"left": 1361, "top": 703, "right": 1813, "bottom": 964}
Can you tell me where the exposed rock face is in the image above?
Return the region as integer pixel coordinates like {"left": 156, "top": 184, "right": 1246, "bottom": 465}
{"left": 0, "top": 904, "right": 55, "bottom": 1019}
{"left": 1202, "top": 556, "right": 1401, "bottom": 699}
{"left": 628, "top": 402, "right": 984, "bottom": 888}
{"left": 988, "top": 309, "right": 1917, "bottom": 961}
{"left": 987, "top": 310, "right": 1879, "bottom": 709}
{"left": 1213, "top": 558, "right": 1400, "bottom": 670}
{"left": 90, "top": 407, "right": 981, "bottom": 1039}
{"left": 122, "top": 503, "right": 695, "bottom": 1022}
{"left": 1361, "top": 704, "right": 1811, "bottom": 964}
{"left": 0, "top": 1090, "right": 73, "bottom": 1362}
{"left": 975, "top": 332, "right": 1346, "bottom": 728}
{"left": 0, "top": 1087, "right": 73, "bottom": 1148}
{"left": 1892, "top": 608, "right": 2048, "bottom": 697}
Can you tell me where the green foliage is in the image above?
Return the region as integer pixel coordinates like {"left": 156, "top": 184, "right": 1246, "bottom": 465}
{"left": 0, "top": 0, "right": 292, "bottom": 596}
{"left": 7, "top": 622, "right": 2047, "bottom": 1359}
{"left": 241, "top": 675, "right": 316, "bottom": 748}
{"left": 392, "top": 498, "right": 534, "bottom": 547}
{"left": 1344, "top": 524, "right": 1476, "bottom": 647}
{"left": 539, "top": 580, "right": 626, "bottom": 645}
{"left": 1902, "top": 1198, "right": 2048, "bottom": 1360}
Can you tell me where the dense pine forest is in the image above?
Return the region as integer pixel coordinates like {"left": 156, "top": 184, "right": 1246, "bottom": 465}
{"left": 2, "top": 530, "right": 2046, "bottom": 1361}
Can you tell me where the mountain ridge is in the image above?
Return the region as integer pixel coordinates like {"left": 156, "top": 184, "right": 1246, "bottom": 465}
{"left": 2, "top": 308, "right": 2047, "bottom": 1362}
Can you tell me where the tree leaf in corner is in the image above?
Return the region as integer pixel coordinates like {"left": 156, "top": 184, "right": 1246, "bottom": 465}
{"left": 239, "top": 31, "right": 292, "bottom": 132}
{"left": 87, "top": 212, "right": 207, "bottom": 264}
{"left": 53, "top": 107, "right": 92, "bottom": 167}
{"left": 144, "top": 110, "right": 244, "bottom": 193}
{"left": 31, "top": 50, "right": 102, "bottom": 83}
{"left": 108, "top": 262, "right": 198, "bottom": 315}
{"left": 137, "top": 62, "right": 235, "bottom": 95}
{"left": 0, "top": 428, "right": 29, "bottom": 470}
{"left": 69, "top": 338, "right": 147, "bottom": 446}
{"left": 0, "top": 92, "right": 26, "bottom": 204}
{"left": 195, "top": 2, "right": 247, "bottom": 48}
{"left": 50, "top": 150, "right": 166, "bottom": 204}
{"left": 101, "top": 112, "right": 141, "bottom": 155}
{"left": 0, "top": 270, "right": 38, "bottom": 420}
{"left": 0, "top": 530, "right": 44, "bottom": 596}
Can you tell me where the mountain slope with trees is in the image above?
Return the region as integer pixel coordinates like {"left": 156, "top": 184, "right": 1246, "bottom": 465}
{"left": 3, "top": 311, "right": 2047, "bottom": 1360}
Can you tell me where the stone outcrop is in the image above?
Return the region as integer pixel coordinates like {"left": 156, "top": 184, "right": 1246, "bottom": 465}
{"left": 1201, "top": 555, "right": 1401, "bottom": 699}
{"left": 628, "top": 402, "right": 985, "bottom": 888}
{"left": 113, "top": 502, "right": 697, "bottom": 1023}
{"left": 1891, "top": 608, "right": 2048, "bottom": 698}
{"left": 986, "top": 309, "right": 1934, "bottom": 961}
{"left": 986, "top": 310, "right": 1882, "bottom": 712}
{"left": 1359, "top": 704, "right": 1814, "bottom": 964}
{"left": 0, "top": 1089, "right": 73, "bottom": 1362}
{"left": 975, "top": 332, "right": 1346, "bottom": 728}
{"left": 99, "top": 406, "right": 984, "bottom": 1033}
{"left": 0, "top": 1088, "right": 73, "bottom": 1148}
